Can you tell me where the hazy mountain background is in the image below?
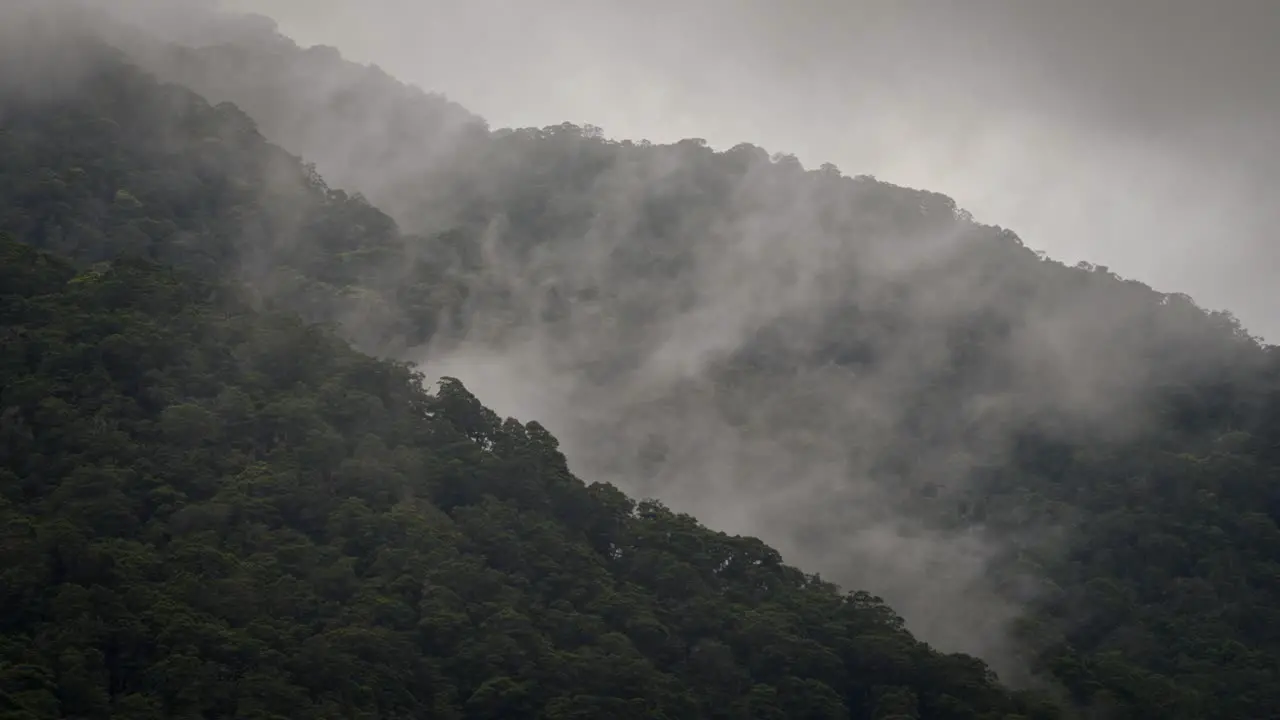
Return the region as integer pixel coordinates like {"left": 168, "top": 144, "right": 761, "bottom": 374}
{"left": 224, "top": 0, "right": 1280, "bottom": 345}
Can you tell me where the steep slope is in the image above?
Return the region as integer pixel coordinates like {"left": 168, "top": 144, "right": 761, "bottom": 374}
{"left": 95, "top": 13, "right": 1280, "bottom": 705}
{"left": 0, "top": 236, "right": 1059, "bottom": 719}
{"left": 402, "top": 129, "right": 1280, "bottom": 718}
{"left": 0, "top": 30, "right": 434, "bottom": 353}
{"left": 75, "top": 0, "right": 488, "bottom": 235}
{"left": 6, "top": 6, "right": 1280, "bottom": 718}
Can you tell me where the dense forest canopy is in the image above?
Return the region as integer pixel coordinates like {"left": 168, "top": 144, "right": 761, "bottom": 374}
{"left": 3, "top": 2, "right": 1280, "bottom": 718}
{"left": 2, "top": 236, "right": 1064, "bottom": 719}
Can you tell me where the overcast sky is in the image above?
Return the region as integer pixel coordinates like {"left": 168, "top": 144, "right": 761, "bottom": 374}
{"left": 221, "top": 0, "right": 1280, "bottom": 341}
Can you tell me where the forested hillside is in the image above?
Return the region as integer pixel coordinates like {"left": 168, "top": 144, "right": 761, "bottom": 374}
{"left": 4, "top": 3, "right": 1280, "bottom": 718}
{"left": 0, "top": 33, "right": 432, "bottom": 353}
{"left": 0, "top": 236, "right": 1061, "bottom": 718}
{"left": 85, "top": 0, "right": 488, "bottom": 235}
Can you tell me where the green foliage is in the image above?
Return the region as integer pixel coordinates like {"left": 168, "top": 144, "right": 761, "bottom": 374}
{"left": 5, "top": 21, "right": 1280, "bottom": 719}
{"left": 0, "top": 237, "right": 1051, "bottom": 718}
{"left": 0, "top": 46, "right": 416, "bottom": 353}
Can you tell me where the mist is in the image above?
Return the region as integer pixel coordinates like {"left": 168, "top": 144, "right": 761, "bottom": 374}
{"left": 223, "top": 0, "right": 1280, "bottom": 345}
{"left": 11, "top": 0, "right": 1275, "bottom": 684}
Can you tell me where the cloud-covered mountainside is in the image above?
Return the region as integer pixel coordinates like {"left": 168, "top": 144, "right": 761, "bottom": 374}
{"left": 3, "top": 2, "right": 1280, "bottom": 717}
{"left": 2, "top": 232, "right": 1061, "bottom": 719}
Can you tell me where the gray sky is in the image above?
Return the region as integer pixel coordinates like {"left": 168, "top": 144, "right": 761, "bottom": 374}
{"left": 222, "top": 0, "right": 1280, "bottom": 341}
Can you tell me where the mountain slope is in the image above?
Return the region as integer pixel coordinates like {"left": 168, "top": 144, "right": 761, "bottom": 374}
{"left": 0, "top": 31, "right": 436, "bottom": 353}
{"left": 83, "top": 0, "right": 488, "bottom": 236}
{"left": 99, "top": 5, "right": 1280, "bottom": 686}
{"left": 5, "top": 5, "right": 1280, "bottom": 718}
{"left": 0, "top": 236, "right": 1060, "bottom": 719}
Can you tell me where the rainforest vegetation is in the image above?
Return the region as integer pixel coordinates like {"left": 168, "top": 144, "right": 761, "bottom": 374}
{"left": 2, "top": 6, "right": 1279, "bottom": 718}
